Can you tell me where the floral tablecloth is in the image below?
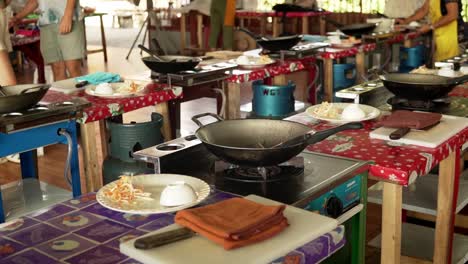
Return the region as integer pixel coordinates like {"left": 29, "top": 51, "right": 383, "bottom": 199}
{"left": 0, "top": 191, "right": 345, "bottom": 264}
{"left": 303, "top": 121, "right": 468, "bottom": 186}
{"left": 318, "top": 43, "right": 377, "bottom": 60}
{"left": 386, "top": 31, "right": 421, "bottom": 45}
{"left": 226, "top": 59, "right": 316, "bottom": 83}
{"left": 41, "top": 84, "right": 183, "bottom": 123}
{"left": 235, "top": 10, "right": 332, "bottom": 18}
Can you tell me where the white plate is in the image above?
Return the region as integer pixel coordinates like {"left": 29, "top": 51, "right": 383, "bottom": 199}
{"left": 228, "top": 59, "right": 276, "bottom": 69}
{"left": 306, "top": 103, "right": 381, "bottom": 124}
{"left": 85, "top": 82, "right": 146, "bottom": 98}
{"left": 96, "top": 174, "right": 211, "bottom": 214}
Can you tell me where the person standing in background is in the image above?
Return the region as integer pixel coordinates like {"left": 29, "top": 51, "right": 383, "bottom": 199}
{"left": 209, "top": 0, "right": 236, "bottom": 50}
{"left": 396, "top": 0, "right": 463, "bottom": 62}
{"left": 0, "top": 0, "right": 16, "bottom": 86}
{"left": 10, "top": 0, "right": 84, "bottom": 81}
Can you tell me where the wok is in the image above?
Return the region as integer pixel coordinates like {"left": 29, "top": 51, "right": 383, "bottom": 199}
{"left": 323, "top": 17, "right": 377, "bottom": 37}
{"left": 380, "top": 73, "right": 468, "bottom": 100}
{"left": 192, "top": 113, "right": 363, "bottom": 167}
{"left": 237, "top": 28, "right": 302, "bottom": 52}
{"left": 139, "top": 45, "right": 202, "bottom": 74}
{"left": 0, "top": 84, "right": 50, "bottom": 113}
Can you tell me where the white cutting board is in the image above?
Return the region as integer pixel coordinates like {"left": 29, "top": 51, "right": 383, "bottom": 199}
{"left": 50, "top": 78, "right": 87, "bottom": 94}
{"left": 370, "top": 115, "right": 468, "bottom": 148}
{"left": 120, "top": 195, "right": 338, "bottom": 264}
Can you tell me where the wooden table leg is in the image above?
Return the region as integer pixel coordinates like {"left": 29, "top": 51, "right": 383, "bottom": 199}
{"left": 272, "top": 17, "right": 279, "bottom": 37}
{"left": 381, "top": 182, "right": 402, "bottom": 264}
{"left": 155, "top": 102, "right": 173, "bottom": 141}
{"left": 260, "top": 17, "right": 267, "bottom": 36}
{"left": 319, "top": 16, "right": 326, "bottom": 35}
{"left": 180, "top": 14, "right": 186, "bottom": 55}
{"left": 80, "top": 122, "right": 102, "bottom": 192}
{"left": 356, "top": 52, "right": 366, "bottom": 83}
{"left": 83, "top": 20, "right": 88, "bottom": 60}
{"left": 239, "top": 17, "right": 245, "bottom": 28}
{"left": 302, "top": 17, "right": 309, "bottom": 35}
{"left": 433, "top": 150, "right": 458, "bottom": 263}
{"left": 272, "top": 74, "right": 287, "bottom": 86}
{"left": 196, "top": 13, "right": 203, "bottom": 50}
{"left": 99, "top": 14, "right": 108, "bottom": 62}
{"left": 323, "top": 58, "right": 334, "bottom": 102}
{"left": 223, "top": 82, "right": 241, "bottom": 119}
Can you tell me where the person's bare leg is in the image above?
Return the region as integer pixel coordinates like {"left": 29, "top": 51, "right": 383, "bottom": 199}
{"left": 50, "top": 61, "right": 67, "bottom": 81}
{"left": 65, "top": 59, "right": 82, "bottom": 78}
{"left": 0, "top": 51, "right": 16, "bottom": 85}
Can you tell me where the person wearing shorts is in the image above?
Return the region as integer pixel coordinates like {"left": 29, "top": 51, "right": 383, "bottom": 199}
{"left": 0, "top": 0, "right": 16, "bottom": 85}
{"left": 11, "top": 0, "right": 84, "bottom": 81}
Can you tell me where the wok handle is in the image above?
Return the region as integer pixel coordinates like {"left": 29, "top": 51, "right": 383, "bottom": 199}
{"left": 237, "top": 27, "right": 264, "bottom": 40}
{"left": 451, "top": 74, "right": 468, "bottom": 85}
{"left": 321, "top": 17, "right": 344, "bottom": 28}
{"left": 20, "top": 85, "right": 49, "bottom": 94}
{"left": 389, "top": 127, "right": 410, "bottom": 140}
{"left": 306, "top": 122, "right": 363, "bottom": 145}
{"left": 191, "top": 113, "right": 224, "bottom": 127}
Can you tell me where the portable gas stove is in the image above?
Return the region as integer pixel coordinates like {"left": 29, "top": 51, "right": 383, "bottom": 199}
{"left": 0, "top": 98, "right": 90, "bottom": 133}
{"left": 265, "top": 42, "right": 329, "bottom": 61}
{"left": 134, "top": 136, "right": 369, "bottom": 263}
{"left": 151, "top": 62, "right": 237, "bottom": 87}
{"left": 335, "top": 80, "right": 394, "bottom": 107}
{"left": 387, "top": 96, "right": 452, "bottom": 112}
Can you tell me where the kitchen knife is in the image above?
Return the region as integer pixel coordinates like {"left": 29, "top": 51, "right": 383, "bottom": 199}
{"left": 389, "top": 121, "right": 440, "bottom": 140}
{"left": 134, "top": 226, "right": 195, "bottom": 250}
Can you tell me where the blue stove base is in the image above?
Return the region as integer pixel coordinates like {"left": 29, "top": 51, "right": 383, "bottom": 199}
{"left": 0, "top": 120, "right": 82, "bottom": 223}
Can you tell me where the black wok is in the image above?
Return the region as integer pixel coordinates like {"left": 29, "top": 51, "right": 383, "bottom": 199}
{"left": 238, "top": 28, "right": 302, "bottom": 52}
{"left": 139, "top": 44, "right": 202, "bottom": 74}
{"left": 192, "top": 113, "right": 363, "bottom": 167}
{"left": 0, "top": 84, "right": 50, "bottom": 113}
{"left": 323, "top": 17, "right": 377, "bottom": 37}
{"left": 380, "top": 73, "right": 468, "bottom": 100}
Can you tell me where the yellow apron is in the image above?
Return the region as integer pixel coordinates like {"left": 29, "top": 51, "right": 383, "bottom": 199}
{"left": 429, "top": 0, "right": 459, "bottom": 61}
{"left": 223, "top": 0, "right": 236, "bottom": 27}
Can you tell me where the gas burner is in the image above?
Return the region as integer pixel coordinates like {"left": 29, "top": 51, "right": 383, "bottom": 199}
{"left": 226, "top": 166, "right": 287, "bottom": 182}
{"left": 365, "top": 82, "right": 378, "bottom": 87}
{"left": 56, "top": 101, "right": 75, "bottom": 107}
{"left": 388, "top": 96, "right": 450, "bottom": 112}
{"left": 28, "top": 106, "right": 49, "bottom": 112}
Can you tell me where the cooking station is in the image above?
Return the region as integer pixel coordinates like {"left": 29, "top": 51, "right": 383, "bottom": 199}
{"left": 134, "top": 134, "right": 370, "bottom": 263}
{"left": 0, "top": 97, "right": 90, "bottom": 223}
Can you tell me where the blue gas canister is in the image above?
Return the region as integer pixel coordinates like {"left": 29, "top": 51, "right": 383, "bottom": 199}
{"left": 252, "top": 80, "right": 295, "bottom": 118}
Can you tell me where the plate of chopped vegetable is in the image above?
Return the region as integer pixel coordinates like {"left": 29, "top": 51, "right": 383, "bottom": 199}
{"left": 96, "top": 174, "right": 211, "bottom": 214}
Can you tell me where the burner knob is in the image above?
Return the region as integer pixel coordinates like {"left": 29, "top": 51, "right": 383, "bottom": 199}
{"left": 326, "top": 196, "right": 343, "bottom": 218}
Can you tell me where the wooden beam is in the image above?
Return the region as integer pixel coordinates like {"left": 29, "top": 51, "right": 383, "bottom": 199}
{"left": 433, "top": 150, "right": 458, "bottom": 263}
{"left": 272, "top": 17, "right": 279, "bottom": 37}
{"left": 154, "top": 102, "right": 172, "bottom": 141}
{"left": 196, "top": 13, "right": 203, "bottom": 49}
{"left": 323, "top": 58, "right": 334, "bottom": 102}
{"left": 406, "top": 211, "right": 468, "bottom": 229}
{"left": 79, "top": 122, "right": 102, "bottom": 192}
{"left": 180, "top": 14, "right": 186, "bottom": 54}
{"left": 381, "top": 182, "right": 402, "bottom": 264}
{"left": 301, "top": 17, "right": 309, "bottom": 35}
{"left": 356, "top": 52, "right": 366, "bottom": 83}
{"left": 223, "top": 82, "right": 241, "bottom": 119}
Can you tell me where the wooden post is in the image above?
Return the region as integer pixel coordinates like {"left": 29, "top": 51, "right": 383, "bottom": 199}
{"left": 272, "top": 74, "right": 287, "bottom": 86}
{"left": 301, "top": 17, "right": 309, "bottom": 35}
{"left": 323, "top": 58, "right": 334, "bottom": 102}
{"left": 98, "top": 120, "right": 109, "bottom": 160}
{"left": 180, "top": 14, "right": 186, "bottom": 54}
{"left": 260, "top": 17, "right": 267, "bottom": 36}
{"left": 223, "top": 82, "right": 241, "bottom": 119}
{"left": 100, "top": 14, "right": 108, "bottom": 62}
{"left": 319, "top": 16, "right": 327, "bottom": 35}
{"left": 381, "top": 182, "right": 402, "bottom": 264}
{"left": 155, "top": 102, "right": 173, "bottom": 141}
{"left": 272, "top": 17, "right": 279, "bottom": 37}
{"left": 433, "top": 150, "right": 458, "bottom": 263}
{"left": 356, "top": 52, "right": 366, "bottom": 83}
{"left": 197, "top": 13, "right": 203, "bottom": 50}
{"left": 79, "top": 122, "right": 102, "bottom": 192}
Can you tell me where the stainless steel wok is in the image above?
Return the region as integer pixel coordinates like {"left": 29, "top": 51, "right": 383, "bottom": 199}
{"left": 192, "top": 113, "right": 363, "bottom": 167}
{"left": 0, "top": 84, "right": 50, "bottom": 113}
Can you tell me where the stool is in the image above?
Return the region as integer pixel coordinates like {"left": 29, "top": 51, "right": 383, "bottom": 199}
{"left": 0, "top": 120, "right": 81, "bottom": 223}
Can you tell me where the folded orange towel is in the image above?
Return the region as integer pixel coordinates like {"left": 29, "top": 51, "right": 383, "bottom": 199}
{"left": 175, "top": 197, "right": 289, "bottom": 250}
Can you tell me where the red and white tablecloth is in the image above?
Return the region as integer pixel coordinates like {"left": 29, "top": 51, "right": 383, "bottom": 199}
{"left": 226, "top": 58, "right": 317, "bottom": 83}
{"left": 386, "top": 31, "right": 421, "bottom": 45}
{"left": 235, "top": 10, "right": 332, "bottom": 18}
{"left": 305, "top": 121, "right": 467, "bottom": 186}
{"left": 318, "top": 43, "right": 377, "bottom": 59}
{"left": 450, "top": 85, "right": 468, "bottom": 98}
{"left": 42, "top": 84, "right": 182, "bottom": 123}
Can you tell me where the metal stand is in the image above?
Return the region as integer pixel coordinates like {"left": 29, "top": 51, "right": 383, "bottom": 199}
{"left": 126, "top": 15, "right": 149, "bottom": 59}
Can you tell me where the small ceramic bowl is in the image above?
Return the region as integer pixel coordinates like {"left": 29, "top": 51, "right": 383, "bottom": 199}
{"left": 160, "top": 181, "right": 197, "bottom": 207}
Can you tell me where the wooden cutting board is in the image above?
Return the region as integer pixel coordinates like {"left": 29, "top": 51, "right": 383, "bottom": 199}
{"left": 370, "top": 115, "right": 468, "bottom": 148}
{"left": 120, "top": 195, "right": 338, "bottom": 264}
